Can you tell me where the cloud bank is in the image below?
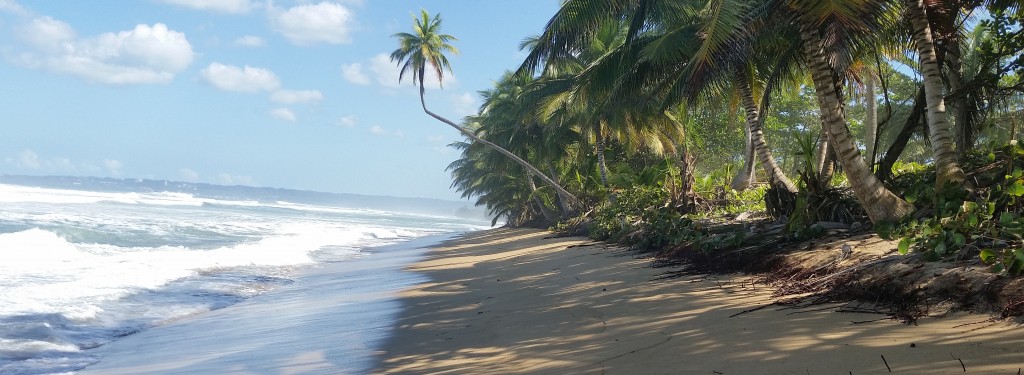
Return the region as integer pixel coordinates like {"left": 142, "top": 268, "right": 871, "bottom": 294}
{"left": 270, "top": 2, "right": 355, "bottom": 45}
{"left": 200, "top": 62, "right": 281, "bottom": 92}
{"left": 14, "top": 18, "right": 195, "bottom": 84}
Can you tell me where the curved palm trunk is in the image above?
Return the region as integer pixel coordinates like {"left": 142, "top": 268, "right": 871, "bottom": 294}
{"left": 906, "top": 0, "right": 966, "bottom": 189}
{"left": 730, "top": 124, "right": 756, "bottom": 190}
{"left": 865, "top": 72, "right": 878, "bottom": 166}
{"left": 801, "top": 27, "right": 914, "bottom": 224}
{"left": 736, "top": 74, "right": 798, "bottom": 193}
{"left": 417, "top": 87, "right": 580, "bottom": 210}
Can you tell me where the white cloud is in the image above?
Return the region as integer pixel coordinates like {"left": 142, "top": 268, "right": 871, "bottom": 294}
{"left": 200, "top": 62, "right": 280, "bottom": 92}
{"left": 269, "top": 2, "right": 354, "bottom": 45}
{"left": 369, "top": 125, "right": 403, "bottom": 137}
{"left": 453, "top": 92, "right": 478, "bottom": 117}
{"left": 103, "top": 159, "right": 123, "bottom": 176}
{"left": 270, "top": 107, "right": 297, "bottom": 122}
{"left": 340, "top": 63, "right": 370, "bottom": 85}
{"left": 368, "top": 53, "right": 452, "bottom": 89}
{"left": 158, "top": 0, "right": 255, "bottom": 13}
{"left": 5, "top": 149, "right": 124, "bottom": 176}
{"left": 217, "top": 173, "right": 254, "bottom": 185}
{"left": 234, "top": 35, "right": 265, "bottom": 47}
{"left": 337, "top": 115, "right": 357, "bottom": 128}
{"left": 270, "top": 89, "right": 323, "bottom": 104}
{"left": 14, "top": 20, "right": 194, "bottom": 84}
{"left": 426, "top": 135, "right": 444, "bottom": 142}
{"left": 0, "top": 0, "right": 27, "bottom": 15}
{"left": 13, "top": 149, "right": 40, "bottom": 169}
{"left": 178, "top": 168, "right": 200, "bottom": 181}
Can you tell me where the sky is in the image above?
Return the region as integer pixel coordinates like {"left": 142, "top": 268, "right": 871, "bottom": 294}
{"left": 0, "top": 0, "right": 560, "bottom": 201}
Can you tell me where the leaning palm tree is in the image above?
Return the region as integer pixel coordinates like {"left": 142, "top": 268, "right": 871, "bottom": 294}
{"left": 390, "top": 9, "right": 579, "bottom": 209}
{"left": 903, "top": 0, "right": 967, "bottom": 189}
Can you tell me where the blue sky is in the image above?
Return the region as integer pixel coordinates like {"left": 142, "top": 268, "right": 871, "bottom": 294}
{"left": 0, "top": 0, "right": 559, "bottom": 200}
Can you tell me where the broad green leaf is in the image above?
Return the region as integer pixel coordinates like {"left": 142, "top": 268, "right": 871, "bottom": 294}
{"left": 953, "top": 233, "right": 966, "bottom": 246}
{"left": 980, "top": 249, "right": 997, "bottom": 263}
{"left": 1000, "top": 212, "right": 1015, "bottom": 226}
{"left": 1006, "top": 180, "right": 1024, "bottom": 197}
{"left": 1009, "top": 259, "right": 1024, "bottom": 276}
{"left": 898, "top": 238, "right": 911, "bottom": 255}
{"left": 934, "top": 242, "right": 947, "bottom": 255}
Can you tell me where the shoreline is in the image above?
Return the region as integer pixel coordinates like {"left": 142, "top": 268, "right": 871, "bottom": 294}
{"left": 77, "top": 232, "right": 462, "bottom": 374}
{"left": 372, "top": 228, "right": 1024, "bottom": 374}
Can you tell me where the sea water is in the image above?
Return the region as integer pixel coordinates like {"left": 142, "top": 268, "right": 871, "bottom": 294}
{"left": 0, "top": 177, "right": 490, "bottom": 374}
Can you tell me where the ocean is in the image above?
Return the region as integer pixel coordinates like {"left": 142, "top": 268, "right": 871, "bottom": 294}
{"left": 0, "top": 176, "right": 491, "bottom": 374}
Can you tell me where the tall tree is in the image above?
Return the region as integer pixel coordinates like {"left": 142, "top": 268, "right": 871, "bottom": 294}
{"left": 390, "top": 10, "right": 579, "bottom": 209}
{"left": 905, "top": 0, "right": 967, "bottom": 189}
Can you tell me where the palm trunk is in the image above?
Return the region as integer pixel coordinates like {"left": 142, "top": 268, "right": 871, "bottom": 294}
{"left": 527, "top": 173, "right": 557, "bottom": 222}
{"left": 933, "top": 4, "right": 973, "bottom": 160}
{"left": 594, "top": 123, "right": 616, "bottom": 204}
{"left": 730, "top": 123, "right": 756, "bottom": 190}
{"left": 865, "top": 72, "right": 878, "bottom": 166}
{"left": 815, "top": 130, "right": 835, "bottom": 189}
{"left": 906, "top": 0, "right": 966, "bottom": 189}
{"left": 735, "top": 72, "right": 798, "bottom": 193}
{"left": 547, "top": 163, "right": 572, "bottom": 216}
{"left": 417, "top": 87, "right": 580, "bottom": 210}
{"left": 801, "top": 26, "right": 914, "bottom": 224}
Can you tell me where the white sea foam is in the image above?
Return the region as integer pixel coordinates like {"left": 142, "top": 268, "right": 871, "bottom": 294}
{"left": 0, "top": 180, "right": 490, "bottom": 374}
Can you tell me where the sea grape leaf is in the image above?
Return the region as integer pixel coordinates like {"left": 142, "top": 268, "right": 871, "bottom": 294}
{"left": 1006, "top": 180, "right": 1024, "bottom": 197}
{"left": 898, "top": 237, "right": 911, "bottom": 255}
{"left": 980, "top": 249, "right": 997, "bottom": 263}
{"left": 953, "top": 233, "right": 966, "bottom": 246}
{"left": 1000, "top": 212, "right": 1014, "bottom": 226}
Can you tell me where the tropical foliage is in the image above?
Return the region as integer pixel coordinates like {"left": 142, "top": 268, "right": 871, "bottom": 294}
{"left": 394, "top": 2, "right": 1024, "bottom": 274}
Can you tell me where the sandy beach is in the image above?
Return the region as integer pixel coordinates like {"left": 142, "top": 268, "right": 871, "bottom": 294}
{"left": 373, "top": 228, "right": 1023, "bottom": 374}
{"left": 77, "top": 228, "right": 1023, "bottom": 374}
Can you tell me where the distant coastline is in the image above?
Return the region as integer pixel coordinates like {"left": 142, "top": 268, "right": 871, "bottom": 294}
{"left": 0, "top": 174, "right": 491, "bottom": 221}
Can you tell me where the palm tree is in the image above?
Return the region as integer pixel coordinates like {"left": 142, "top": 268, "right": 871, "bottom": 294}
{"left": 904, "top": 0, "right": 967, "bottom": 189}
{"left": 522, "top": 0, "right": 797, "bottom": 195}
{"left": 796, "top": 21, "right": 915, "bottom": 223}
{"left": 390, "top": 9, "right": 579, "bottom": 210}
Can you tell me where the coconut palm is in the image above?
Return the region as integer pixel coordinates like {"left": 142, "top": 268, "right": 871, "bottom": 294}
{"left": 390, "top": 9, "right": 579, "bottom": 209}
{"left": 904, "top": 0, "right": 967, "bottom": 189}
{"left": 522, "top": 0, "right": 798, "bottom": 195}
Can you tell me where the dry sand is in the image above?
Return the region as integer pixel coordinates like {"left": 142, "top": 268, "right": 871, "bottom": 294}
{"left": 373, "top": 228, "right": 1024, "bottom": 374}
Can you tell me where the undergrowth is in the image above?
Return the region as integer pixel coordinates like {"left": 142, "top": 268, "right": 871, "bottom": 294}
{"left": 883, "top": 142, "right": 1024, "bottom": 275}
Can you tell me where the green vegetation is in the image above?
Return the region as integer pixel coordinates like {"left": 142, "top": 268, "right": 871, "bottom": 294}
{"left": 392, "top": 2, "right": 1024, "bottom": 277}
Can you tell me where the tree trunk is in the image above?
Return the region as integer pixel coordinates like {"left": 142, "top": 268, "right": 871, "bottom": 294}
{"left": 594, "top": 122, "right": 617, "bottom": 204}
{"left": 876, "top": 86, "right": 926, "bottom": 182}
{"left": 865, "top": 72, "right": 878, "bottom": 166}
{"left": 931, "top": 2, "right": 973, "bottom": 160}
{"left": 801, "top": 26, "right": 915, "bottom": 224}
{"left": 735, "top": 71, "right": 798, "bottom": 193}
{"left": 417, "top": 87, "right": 580, "bottom": 211}
{"left": 527, "top": 173, "right": 557, "bottom": 222}
{"left": 906, "top": 0, "right": 966, "bottom": 189}
{"left": 815, "top": 130, "right": 835, "bottom": 190}
{"left": 730, "top": 123, "right": 756, "bottom": 190}
{"left": 547, "top": 163, "right": 572, "bottom": 216}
